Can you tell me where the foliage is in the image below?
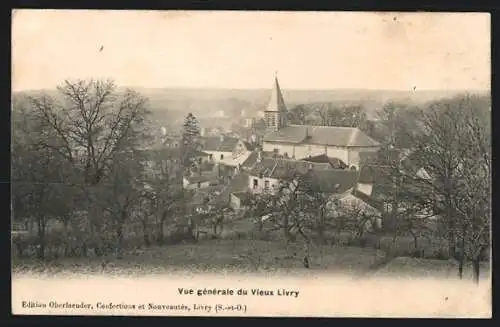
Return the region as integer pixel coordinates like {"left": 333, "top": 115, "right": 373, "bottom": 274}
{"left": 181, "top": 113, "right": 201, "bottom": 166}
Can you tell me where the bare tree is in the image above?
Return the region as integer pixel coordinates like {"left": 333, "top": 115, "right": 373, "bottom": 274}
{"left": 27, "top": 79, "right": 151, "bottom": 185}
{"left": 413, "top": 94, "right": 491, "bottom": 282}
{"left": 23, "top": 79, "right": 152, "bottom": 251}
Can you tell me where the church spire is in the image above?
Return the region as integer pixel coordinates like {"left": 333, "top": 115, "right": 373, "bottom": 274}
{"left": 264, "top": 73, "right": 288, "bottom": 131}
{"left": 266, "top": 72, "right": 287, "bottom": 113}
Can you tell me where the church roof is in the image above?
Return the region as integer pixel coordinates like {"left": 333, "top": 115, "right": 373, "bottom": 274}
{"left": 263, "top": 125, "right": 380, "bottom": 147}
{"left": 201, "top": 136, "right": 239, "bottom": 152}
{"left": 265, "top": 76, "right": 287, "bottom": 113}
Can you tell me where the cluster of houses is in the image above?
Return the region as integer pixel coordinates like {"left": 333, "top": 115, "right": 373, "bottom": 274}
{"left": 141, "top": 75, "right": 434, "bottom": 232}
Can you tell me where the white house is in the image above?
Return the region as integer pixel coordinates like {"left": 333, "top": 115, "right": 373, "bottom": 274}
{"left": 261, "top": 75, "right": 380, "bottom": 169}
{"left": 201, "top": 135, "right": 239, "bottom": 162}
{"left": 201, "top": 136, "right": 256, "bottom": 168}
{"left": 246, "top": 156, "right": 359, "bottom": 196}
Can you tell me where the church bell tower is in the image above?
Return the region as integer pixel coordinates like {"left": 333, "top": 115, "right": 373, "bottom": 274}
{"left": 264, "top": 73, "right": 287, "bottom": 131}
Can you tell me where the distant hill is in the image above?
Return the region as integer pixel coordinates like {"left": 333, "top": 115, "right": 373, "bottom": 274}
{"left": 13, "top": 87, "right": 490, "bottom": 122}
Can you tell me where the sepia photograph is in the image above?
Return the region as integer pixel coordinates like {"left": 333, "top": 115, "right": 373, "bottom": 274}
{"left": 11, "top": 10, "right": 491, "bottom": 317}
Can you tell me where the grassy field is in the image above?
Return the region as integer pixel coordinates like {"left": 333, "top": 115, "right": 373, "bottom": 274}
{"left": 12, "top": 239, "right": 386, "bottom": 277}
{"left": 369, "top": 256, "right": 491, "bottom": 281}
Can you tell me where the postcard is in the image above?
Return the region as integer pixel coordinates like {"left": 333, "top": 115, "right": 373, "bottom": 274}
{"left": 11, "top": 9, "right": 491, "bottom": 318}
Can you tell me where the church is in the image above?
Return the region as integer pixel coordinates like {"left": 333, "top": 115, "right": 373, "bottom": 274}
{"left": 261, "top": 75, "right": 380, "bottom": 169}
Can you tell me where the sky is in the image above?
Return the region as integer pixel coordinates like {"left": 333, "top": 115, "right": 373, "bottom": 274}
{"left": 12, "top": 10, "right": 491, "bottom": 92}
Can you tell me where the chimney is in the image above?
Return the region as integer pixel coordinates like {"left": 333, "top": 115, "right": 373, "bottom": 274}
{"left": 257, "top": 150, "right": 262, "bottom": 163}
{"left": 220, "top": 134, "right": 225, "bottom": 143}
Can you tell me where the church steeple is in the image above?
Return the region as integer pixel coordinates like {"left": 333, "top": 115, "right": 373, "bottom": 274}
{"left": 264, "top": 72, "right": 287, "bottom": 131}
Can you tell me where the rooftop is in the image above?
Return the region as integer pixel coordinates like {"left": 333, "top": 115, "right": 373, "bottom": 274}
{"left": 201, "top": 136, "right": 239, "bottom": 152}
{"left": 263, "top": 125, "right": 380, "bottom": 147}
{"left": 301, "top": 154, "right": 348, "bottom": 170}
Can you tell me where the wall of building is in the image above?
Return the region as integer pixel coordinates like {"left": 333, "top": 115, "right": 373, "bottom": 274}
{"left": 263, "top": 141, "right": 379, "bottom": 168}
{"left": 183, "top": 178, "right": 211, "bottom": 190}
{"left": 262, "top": 142, "right": 296, "bottom": 158}
{"left": 248, "top": 175, "right": 280, "bottom": 194}
{"left": 356, "top": 183, "right": 374, "bottom": 196}
{"left": 204, "top": 150, "right": 233, "bottom": 163}
{"left": 292, "top": 144, "right": 325, "bottom": 160}
{"left": 263, "top": 141, "right": 352, "bottom": 163}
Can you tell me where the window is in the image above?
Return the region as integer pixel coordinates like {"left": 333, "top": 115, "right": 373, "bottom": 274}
{"left": 197, "top": 182, "right": 201, "bottom": 188}
{"left": 220, "top": 154, "right": 224, "bottom": 160}
{"left": 264, "top": 180, "right": 270, "bottom": 191}
{"left": 283, "top": 152, "right": 288, "bottom": 158}
{"left": 253, "top": 179, "right": 258, "bottom": 189}
{"left": 209, "top": 154, "right": 213, "bottom": 161}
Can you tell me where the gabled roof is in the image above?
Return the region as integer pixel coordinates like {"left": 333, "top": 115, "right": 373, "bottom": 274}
{"left": 240, "top": 151, "right": 259, "bottom": 169}
{"left": 265, "top": 76, "right": 287, "bottom": 113}
{"left": 190, "top": 149, "right": 210, "bottom": 157}
{"left": 301, "top": 154, "right": 348, "bottom": 170}
{"left": 201, "top": 136, "right": 239, "bottom": 152}
{"left": 307, "top": 170, "right": 360, "bottom": 194}
{"left": 241, "top": 140, "right": 257, "bottom": 151}
{"left": 357, "top": 163, "right": 432, "bottom": 200}
{"left": 350, "top": 188, "right": 384, "bottom": 213}
{"left": 248, "top": 157, "right": 358, "bottom": 194}
{"left": 263, "top": 125, "right": 380, "bottom": 147}
{"left": 248, "top": 158, "right": 311, "bottom": 180}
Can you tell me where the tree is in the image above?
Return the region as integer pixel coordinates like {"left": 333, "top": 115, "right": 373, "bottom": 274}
{"left": 413, "top": 94, "right": 491, "bottom": 282}
{"left": 451, "top": 95, "right": 491, "bottom": 282}
{"left": 11, "top": 104, "right": 74, "bottom": 259}
{"left": 374, "top": 101, "right": 421, "bottom": 147}
{"left": 12, "top": 79, "right": 152, "bottom": 258}
{"left": 287, "top": 104, "right": 310, "bottom": 125}
{"left": 27, "top": 79, "right": 151, "bottom": 186}
{"left": 181, "top": 113, "right": 201, "bottom": 167}
{"left": 98, "top": 151, "right": 145, "bottom": 256}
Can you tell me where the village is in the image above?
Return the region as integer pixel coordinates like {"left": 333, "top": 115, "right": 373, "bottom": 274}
{"left": 11, "top": 73, "right": 490, "bottom": 284}
{"left": 133, "top": 76, "right": 443, "bottom": 259}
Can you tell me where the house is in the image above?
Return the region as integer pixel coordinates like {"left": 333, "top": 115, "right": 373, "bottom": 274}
{"left": 354, "top": 162, "right": 435, "bottom": 231}
{"left": 328, "top": 188, "right": 383, "bottom": 231}
{"left": 230, "top": 191, "right": 252, "bottom": 211}
{"left": 247, "top": 156, "right": 359, "bottom": 195}
{"left": 187, "top": 149, "right": 212, "bottom": 165}
{"left": 301, "top": 154, "right": 348, "bottom": 170}
{"left": 261, "top": 75, "right": 380, "bottom": 169}
{"left": 200, "top": 136, "right": 257, "bottom": 168}
{"left": 182, "top": 172, "right": 218, "bottom": 190}
{"left": 214, "top": 171, "right": 250, "bottom": 210}
{"left": 200, "top": 135, "right": 239, "bottom": 162}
